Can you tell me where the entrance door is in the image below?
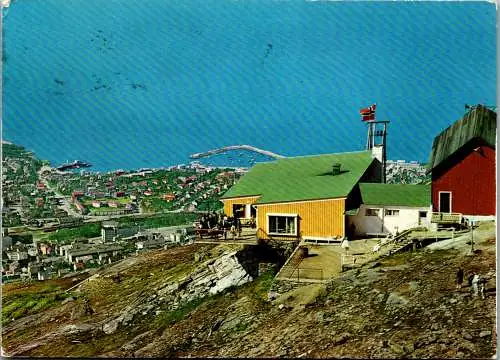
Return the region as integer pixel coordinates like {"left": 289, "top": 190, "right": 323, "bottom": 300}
{"left": 418, "top": 211, "right": 428, "bottom": 225}
{"left": 232, "top": 204, "right": 245, "bottom": 218}
{"left": 439, "top": 192, "right": 451, "bottom": 213}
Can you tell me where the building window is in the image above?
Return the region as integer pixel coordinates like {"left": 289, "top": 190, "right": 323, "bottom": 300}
{"left": 365, "top": 208, "right": 380, "bottom": 216}
{"left": 419, "top": 211, "right": 428, "bottom": 218}
{"left": 268, "top": 215, "right": 297, "bottom": 235}
{"left": 385, "top": 209, "right": 400, "bottom": 216}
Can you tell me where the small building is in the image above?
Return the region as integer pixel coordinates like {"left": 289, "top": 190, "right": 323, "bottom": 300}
{"left": 220, "top": 151, "right": 382, "bottom": 242}
{"left": 6, "top": 249, "right": 28, "bottom": 261}
{"left": 66, "top": 243, "right": 124, "bottom": 263}
{"left": 27, "top": 246, "right": 38, "bottom": 257}
{"left": 27, "top": 263, "right": 42, "bottom": 277}
{"left": 169, "top": 233, "right": 184, "bottom": 243}
{"left": 38, "top": 270, "right": 55, "bottom": 281}
{"left": 39, "top": 243, "right": 52, "bottom": 255}
{"left": 108, "top": 201, "right": 119, "bottom": 208}
{"left": 162, "top": 193, "right": 176, "bottom": 201}
{"left": 2, "top": 236, "right": 12, "bottom": 250}
{"left": 347, "top": 183, "right": 431, "bottom": 237}
{"left": 429, "top": 105, "right": 496, "bottom": 220}
{"left": 72, "top": 191, "right": 85, "bottom": 199}
{"left": 74, "top": 262, "right": 85, "bottom": 271}
{"left": 101, "top": 221, "right": 118, "bottom": 242}
{"left": 59, "top": 244, "right": 73, "bottom": 257}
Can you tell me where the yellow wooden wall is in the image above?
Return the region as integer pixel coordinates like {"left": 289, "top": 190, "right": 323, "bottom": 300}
{"left": 221, "top": 196, "right": 260, "bottom": 216}
{"left": 256, "top": 198, "right": 345, "bottom": 240}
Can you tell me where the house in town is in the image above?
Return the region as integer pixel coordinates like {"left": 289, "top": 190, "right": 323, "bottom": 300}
{"left": 6, "top": 248, "right": 28, "bottom": 261}
{"left": 2, "top": 236, "right": 12, "bottom": 250}
{"left": 220, "top": 151, "right": 382, "bottom": 243}
{"left": 65, "top": 243, "right": 124, "bottom": 264}
{"left": 346, "top": 183, "right": 431, "bottom": 236}
{"left": 428, "top": 105, "right": 496, "bottom": 222}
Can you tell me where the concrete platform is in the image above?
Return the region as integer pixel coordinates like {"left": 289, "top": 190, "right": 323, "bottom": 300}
{"left": 280, "top": 239, "right": 379, "bottom": 282}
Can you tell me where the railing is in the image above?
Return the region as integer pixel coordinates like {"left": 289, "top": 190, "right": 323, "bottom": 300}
{"left": 256, "top": 227, "right": 268, "bottom": 240}
{"left": 431, "top": 212, "right": 462, "bottom": 224}
{"left": 340, "top": 254, "right": 356, "bottom": 271}
{"left": 273, "top": 238, "right": 303, "bottom": 279}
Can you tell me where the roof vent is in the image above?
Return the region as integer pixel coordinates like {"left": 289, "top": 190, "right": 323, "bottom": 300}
{"left": 332, "top": 163, "right": 341, "bottom": 176}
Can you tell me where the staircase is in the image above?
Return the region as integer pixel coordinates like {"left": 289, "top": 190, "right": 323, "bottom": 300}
{"left": 274, "top": 241, "right": 304, "bottom": 281}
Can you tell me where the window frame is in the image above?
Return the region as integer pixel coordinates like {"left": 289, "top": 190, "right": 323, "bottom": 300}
{"left": 365, "top": 208, "right": 380, "bottom": 217}
{"left": 267, "top": 213, "right": 298, "bottom": 236}
{"left": 384, "top": 209, "right": 400, "bottom": 216}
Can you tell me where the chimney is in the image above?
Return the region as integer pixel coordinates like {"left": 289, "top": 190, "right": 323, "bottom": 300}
{"left": 332, "top": 163, "right": 341, "bottom": 176}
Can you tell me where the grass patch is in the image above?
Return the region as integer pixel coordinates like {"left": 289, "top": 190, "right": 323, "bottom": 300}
{"left": 2, "top": 285, "right": 72, "bottom": 325}
{"left": 379, "top": 251, "right": 413, "bottom": 267}
{"left": 234, "top": 321, "right": 250, "bottom": 332}
{"left": 116, "top": 212, "right": 197, "bottom": 229}
{"left": 154, "top": 297, "right": 208, "bottom": 329}
{"left": 252, "top": 271, "right": 275, "bottom": 302}
{"left": 47, "top": 223, "right": 101, "bottom": 243}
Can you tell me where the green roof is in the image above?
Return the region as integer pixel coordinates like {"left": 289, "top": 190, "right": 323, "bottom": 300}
{"left": 221, "top": 151, "right": 375, "bottom": 204}
{"left": 359, "top": 183, "right": 431, "bottom": 207}
{"left": 429, "top": 105, "right": 496, "bottom": 171}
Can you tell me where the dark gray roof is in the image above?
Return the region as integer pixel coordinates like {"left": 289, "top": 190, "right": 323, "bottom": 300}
{"left": 429, "top": 105, "right": 496, "bottom": 171}
{"left": 68, "top": 244, "right": 123, "bottom": 257}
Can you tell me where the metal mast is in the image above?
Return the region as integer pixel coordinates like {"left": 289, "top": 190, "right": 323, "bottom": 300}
{"left": 365, "top": 120, "right": 389, "bottom": 183}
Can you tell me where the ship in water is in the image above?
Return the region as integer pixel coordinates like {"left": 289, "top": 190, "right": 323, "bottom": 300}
{"left": 56, "top": 160, "right": 92, "bottom": 171}
{"left": 1, "top": 0, "right": 10, "bottom": 20}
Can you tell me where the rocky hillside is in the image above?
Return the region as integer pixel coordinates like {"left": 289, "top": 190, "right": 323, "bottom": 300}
{"left": 2, "top": 222, "right": 496, "bottom": 358}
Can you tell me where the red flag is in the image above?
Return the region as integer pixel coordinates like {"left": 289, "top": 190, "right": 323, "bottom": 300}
{"left": 360, "top": 104, "right": 376, "bottom": 121}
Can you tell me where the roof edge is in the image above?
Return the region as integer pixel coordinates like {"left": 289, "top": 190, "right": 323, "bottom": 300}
{"left": 220, "top": 194, "right": 262, "bottom": 200}
{"left": 255, "top": 196, "right": 347, "bottom": 206}
{"left": 279, "top": 149, "right": 371, "bottom": 160}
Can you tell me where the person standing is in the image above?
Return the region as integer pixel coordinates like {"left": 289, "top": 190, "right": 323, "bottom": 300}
{"left": 479, "top": 275, "right": 487, "bottom": 299}
{"left": 222, "top": 217, "right": 227, "bottom": 240}
{"left": 237, "top": 217, "right": 242, "bottom": 238}
{"left": 471, "top": 273, "right": 480, "bottom": 297}
{"left": 230, "top": 218, "right": 236, "bottom": 240}
{"left": 341, "top": 238, "right": 350, "bottom": 254}
{"left": 456, "top": 267, "right": 464, "bottom": 289}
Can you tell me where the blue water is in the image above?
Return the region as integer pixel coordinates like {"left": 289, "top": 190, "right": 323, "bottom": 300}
{"left": 2, "top": 0, "right": 496, "bottom": 171}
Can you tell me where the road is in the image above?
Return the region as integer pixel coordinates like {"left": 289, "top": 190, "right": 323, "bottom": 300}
{"left": 37, "top": 168, "right": 83, "bottom": 219}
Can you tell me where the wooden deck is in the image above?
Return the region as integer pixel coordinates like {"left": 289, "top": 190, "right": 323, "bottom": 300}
{"left": 431, "top": 212, "right": 462, "bottom": 224}
{"left": 194, "top": 227, "right": 258, "bottom": 245}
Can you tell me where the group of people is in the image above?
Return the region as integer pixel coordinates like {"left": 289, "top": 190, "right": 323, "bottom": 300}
{"left": 197, "top": 212, "right": 244, "bottom": 240}
{"left": 456, "top": 267, "right": 488, "bottom": 299}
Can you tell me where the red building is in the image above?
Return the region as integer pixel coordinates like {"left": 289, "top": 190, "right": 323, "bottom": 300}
{"left": 429, "top": 105, "right": 496, "bottom": 217}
